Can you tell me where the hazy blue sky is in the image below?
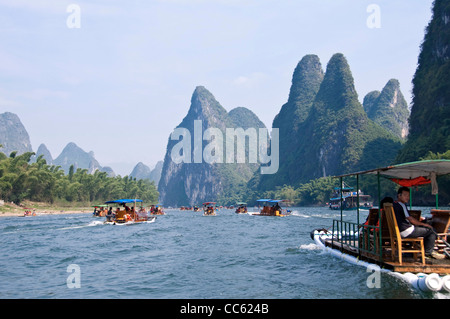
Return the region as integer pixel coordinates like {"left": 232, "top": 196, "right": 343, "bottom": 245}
{"left": 0, "top": 0, "right": 434, "bottom": 175}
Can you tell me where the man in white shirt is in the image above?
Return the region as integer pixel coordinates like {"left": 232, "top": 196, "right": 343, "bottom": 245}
{"left": 392, "top": 186, "right": 445, "bottom": 260}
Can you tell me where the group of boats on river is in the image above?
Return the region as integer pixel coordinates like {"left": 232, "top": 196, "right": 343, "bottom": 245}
{"left": 17, "top": 158, "right": 450, "bottom": 294}
{"left": 88, "top": 197, "right": 293, "bottom": 223}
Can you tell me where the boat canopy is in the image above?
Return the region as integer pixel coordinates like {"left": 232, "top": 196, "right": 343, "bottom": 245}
{"left": 334, "top": 160, "right": 450, "bottom": 179}
{"left": 203, "top": 202, "right": 216, "bottom": 205}
{"left": 236, "top": 202, "right": 247, "bottom": 205}
{"left": 105, "top": 199, "right": 143, "bottom": 204}
{"left": 256, "top": 199, "right": 272, "bottom": 202}
{"left": 333, "top": 160, "right": 450, "bottom": 196}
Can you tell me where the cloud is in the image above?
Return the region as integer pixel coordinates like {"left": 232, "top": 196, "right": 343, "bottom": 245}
{"left": 232, "top": 72, "right": 267, "bottom": 88}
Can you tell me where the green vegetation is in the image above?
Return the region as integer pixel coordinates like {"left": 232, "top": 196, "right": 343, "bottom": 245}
{"left": 261, "top": 54, "right": 324, "bottom": 190}
{"left": 363, "top": 79, "right": 409, "bottom": 140}
{"left": 0, "top": 151, "right": 159, "bottom": 205}
{"left": 396, "top": 0, "right": 450, "bottom": 162}
{"left": 3, "top": 0, "right": 448, "bottom": 209}
{"left": 226, "top": 177, "right": 339, "bottom": 207}
{"left": 158, "top": 86, "right": 267, "bottom": 206}
{"left": 257, "top": 53, "right": 403, "bottom": 196}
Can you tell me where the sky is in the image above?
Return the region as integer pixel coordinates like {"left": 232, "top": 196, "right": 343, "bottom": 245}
{"left": 0, "top": 0, "right": 435, "bottom": 176}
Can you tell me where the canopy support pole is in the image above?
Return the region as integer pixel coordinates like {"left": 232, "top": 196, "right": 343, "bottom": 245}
{"left": 356, "top": 174, "right": 360, "bottom": 226}
{"left": 340, "top": 176, "right": 343, "bottom": 223}
{"left": 436, "top": 193, "right": 439, "bottom": 209}
{"left": 377, "top": 171, "right": 382, "bottom": 262}
{"left": 410, "top": 185, "right": 412, "bottom": 210}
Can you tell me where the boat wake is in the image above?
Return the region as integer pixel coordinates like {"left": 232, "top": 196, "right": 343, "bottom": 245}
{"left": 88, "top": 220, "right": 105, "bottom": 227}
{"left": 312, "top": 229, "right": 450, "bottom": 295}
{"left": 103, "top": 217, "right": 157, "bottom": 226}
{"left": 298, "top": 243, "right": 321, "bottom": 251}
{"left": 59, "top": 220, "right": 104, "bottom": 230}
{"left": 290, "top": 211, "right": 310, "bottom": 218}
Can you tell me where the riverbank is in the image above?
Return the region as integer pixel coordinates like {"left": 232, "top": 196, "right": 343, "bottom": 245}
{"left": 0, "top": 200, "right": 92, "bottom": 217}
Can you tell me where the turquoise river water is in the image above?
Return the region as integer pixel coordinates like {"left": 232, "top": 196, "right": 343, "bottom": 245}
{"left": 1, "top": 206, "right": 448, "bottom": 300}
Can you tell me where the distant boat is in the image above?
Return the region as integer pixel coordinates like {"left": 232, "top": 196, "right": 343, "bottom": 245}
{"left": 104, "top": 199, "right": 156, "bottom": 225}
{"left": 235, "top": 202, "right": 247, "bottom": 214}
{"left": 328, "top": 185, "right": 372, "bottom": 210}
{"left": 202, "top": 202, "right": 217, "bottom": 216}
{"left": 22, "top": 208, "right": 36, "bottom": 217}
{"left": 149, "top": 204, "right": 165, "bottom": 215}
{"left": 92, "top": 204, "right": 108, "bottom": 217}
{"left": 251, "top": 199, "right": 291, "bottom": 217}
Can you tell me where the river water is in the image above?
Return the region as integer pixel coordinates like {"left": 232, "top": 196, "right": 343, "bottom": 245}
{"left": 0, "top": 207, "right": 447, "bottom": 300}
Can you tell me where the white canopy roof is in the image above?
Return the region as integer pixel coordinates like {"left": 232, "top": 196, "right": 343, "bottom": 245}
{"left": 334, "top": 160, "right": 450, "bottom": 195}
{"left": 335, "top": 160, "right": 450, "bottom": 179}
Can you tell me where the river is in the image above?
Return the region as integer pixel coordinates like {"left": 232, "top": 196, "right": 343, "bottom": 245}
{"left": 1, "top": 207, "right": 446, "bottom": 300}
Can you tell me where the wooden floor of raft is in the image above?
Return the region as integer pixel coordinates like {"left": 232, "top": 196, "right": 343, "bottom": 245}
{"left": 323, "top": 238, "right": 450, "bottom": 275}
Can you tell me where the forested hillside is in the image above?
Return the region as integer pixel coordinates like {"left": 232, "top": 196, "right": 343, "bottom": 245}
{"left": 396, "top": 0, "right": 450, "bottom": 162}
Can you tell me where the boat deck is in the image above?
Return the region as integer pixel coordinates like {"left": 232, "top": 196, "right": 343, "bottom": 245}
{"left": 323, "top": 238, "right": 450, "bottom": 275}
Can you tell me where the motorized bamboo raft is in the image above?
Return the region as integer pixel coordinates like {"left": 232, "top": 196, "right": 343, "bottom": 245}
{"left": 312, "top": 160, "right": 450, "bottom": 293}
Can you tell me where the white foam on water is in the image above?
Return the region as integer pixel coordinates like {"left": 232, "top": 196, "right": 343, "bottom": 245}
{"left": 299, "top": 243, "right": 321, "bottom": 251}
{"left": 290, "top": 211, "right": 310, "bottom": 218}
{"left": 59, "top": 220, "right": 104, "bottom": 230}
{"left": 88, "top": 220, "right": 105, "bottom": 226}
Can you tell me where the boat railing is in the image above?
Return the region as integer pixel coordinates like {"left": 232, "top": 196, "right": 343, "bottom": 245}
{"left": 332, "top": 219, "right": 383, "bottom": 261}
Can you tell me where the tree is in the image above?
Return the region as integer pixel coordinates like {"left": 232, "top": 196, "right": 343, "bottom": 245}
{"left": 0, "top": 152, "right": 159, "bottom": 205}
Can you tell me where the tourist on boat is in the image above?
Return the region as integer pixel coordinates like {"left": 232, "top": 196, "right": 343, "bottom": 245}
{"left": 393, "top": 186, "right": 445, "bottom": 260}
{"left": 106, "top": 207, "right": 114, "bottom": 222}
{"left": 274, "top": 203, "right": 281, "bottom": 214}
{"left": 206, "top": 206, "right": 214, "bottom": 215}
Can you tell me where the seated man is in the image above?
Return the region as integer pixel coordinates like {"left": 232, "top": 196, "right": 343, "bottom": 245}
{"left": 393, "top": 186, "right": 445, "bottom": 260}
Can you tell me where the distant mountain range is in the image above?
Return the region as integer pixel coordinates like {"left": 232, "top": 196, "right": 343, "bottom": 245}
{"left": 0, "top": 53, "right": 411, "bottom": 207}
{"left": 0, "top": 113, "right": 162, "bottom": 184}
{"left": 256, "top": 53, "right": 405, "bottom": 192}
{"left": 1, "top": 0, "right": 447, "bottom": 206}
{"left": 130, "top": 161, "right": 163, "bottom": 185}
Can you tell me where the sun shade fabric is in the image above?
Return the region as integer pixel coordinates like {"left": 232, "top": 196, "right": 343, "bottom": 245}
{"left": 390, "top": 176, "right": 431, "bottom": 187}
{"left": 105, "top": 199, "right": 143, "bottom": 204}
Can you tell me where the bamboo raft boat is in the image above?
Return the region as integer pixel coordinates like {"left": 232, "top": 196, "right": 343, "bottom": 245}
{"left": 311, "top": 160, "right": 450, "bottom": 293}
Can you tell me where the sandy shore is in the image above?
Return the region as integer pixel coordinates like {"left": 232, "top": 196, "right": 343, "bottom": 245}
{"left": 0, "top": 201, "right": 93, "bottom": 217}
{"left": 0, "top": 210, "right": 93, "bottom": 217}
